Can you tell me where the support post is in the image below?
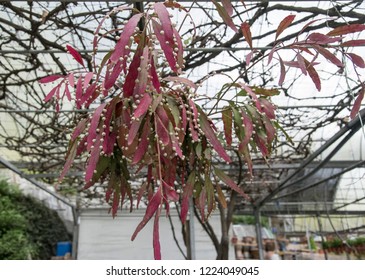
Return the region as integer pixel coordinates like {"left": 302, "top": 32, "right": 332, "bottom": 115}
{"left": 254, "top": 207, "right": 264, "bottom": 260}
{"left": 186, "top": 197, "right": 196, "bottom": 260}
{"left": 317, "top": 214, "right": 328, "bottom": 260}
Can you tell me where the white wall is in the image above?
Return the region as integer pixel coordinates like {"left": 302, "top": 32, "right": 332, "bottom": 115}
{"left": 77, "top": 208, "right": 236, "bottom": 260}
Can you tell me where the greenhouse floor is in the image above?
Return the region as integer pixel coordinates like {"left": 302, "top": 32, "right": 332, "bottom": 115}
{"left": 291, "top": 252, "right": 361, "bottom": 260}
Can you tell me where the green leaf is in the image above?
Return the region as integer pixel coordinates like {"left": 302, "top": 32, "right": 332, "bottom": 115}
{"left": 215, "top": 184, "right": 227, "bottom": 208}
{"left": 205, "top": 176, "right": 216, "bottom": 217}
{"left": 181, "top": 171, "right": 196, "bottom": 223}
{"left": 212, "top": 0, "right": 238, "bottom": 33}
{"left": 251, "top": 86, "right": 280, "bottom": 97}
{"left": 230, "top": 104, "right": 244, "bottom": 141}
{"left": 222, "top": 106, "right": 233, "bottom": 147}
{"left": 199, "top": 108, "right": 231, "bottom": 163}
{"left": 274, "top": 122, "right": 294, "bottom": 145}
{"left": 214, "top": 167, "right": 250, "bottom": 200}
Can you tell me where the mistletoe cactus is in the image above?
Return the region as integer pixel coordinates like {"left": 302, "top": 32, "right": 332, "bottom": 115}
{"left": 40, "top": 1, "right": 365, "bottom": 259}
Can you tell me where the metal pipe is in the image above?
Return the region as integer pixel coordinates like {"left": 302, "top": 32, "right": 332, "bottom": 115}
{"left": 4, "top": 0, "right": 354, "bottom": 3}
{"left": 258, "top": 108, "right": 365, "bottom": 207}
{"left": 0, "top": 156, "right": 75, "bottom": 209}
{"left": 273, "top": 160, "right": 365, "bottom": 200}
{"left": 1, "top": 45, "right": 363, "bottom": 55}
{"left": 1, "top": 104, "right": 361, "bottom": 113}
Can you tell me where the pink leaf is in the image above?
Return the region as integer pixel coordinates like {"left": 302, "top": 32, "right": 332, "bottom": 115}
{"left": 276, "top": 15, "right": 295, "bottom": 40}
{"left": 150, "top": 55, "right": 161, "bottom": 93}
{"left": 103, "top": 132, "right": 116, "bottom": 155}
{"left": 222, "top": 0, "right": 234, "bottom": 16}
{"left": 189, "top": 99, "right": 199, "bottom": 123}
{"left": 241, "top": 22, "right": 253, "bottom": 49}
{"left": 44, "top": 85, "right": 59, "bottom": 102}
{"left": 246, "top": 50, "right": 254, "bottom": 66}
{"left": 172, "top": 27, "right": 184, "bottom": 70}
{"left": 278, "top": 55, "right": 286, "bottom": 86}
{"left": 189, "top": 118, "right": 199, "bottom": 142}
{"left": 76, "top": 136, "right": 87, "bottom": 156}
{"left": 132, "top": 118, "right": 150, "bottom": 164}
{"left": 164, "top": 76, "right": 197, "bottom": 90}
{"left": 71, "top": 118, "right": 88, "bottom": 141}
{"left": 81, "top": 82, "right": 97, "bottom": 104}
{"left": 103, "top": 98, "right": 118, "bottom": 136}
{"left": 105, "top": 187, "right": 113, "bottom": 203}
{"left": 75, "top": 76, "right": 83, "bottom": 102}
{"left": 346, "top": 53, "right": 365, "bottom": 68}
{"left": 134, "top": 93, "right": 152, "bottom": 118}
{"left": 85, "top": 134, "right": 101, "bottom": 182}
{"left": 307, "top": 33, "right": 342, "bottom": 44}
{"left": 66, "top": 44, "right": 84, "bottom": 67}
{"left": 83, "top": 72, "right": 94, "bottom": 88}
{"left": 254, "top": 133, "right": 269, "bottom": 157}
{"left": 39, "top": 75, "right": 64, "bottom": 84}
{"left": 180, "top": 99, "right": 187, "bottom": 133}
{"left": 110, "top": 13, "right": 143, "bottom": 64}
{"left": 199, "top": 109, "right": 231, "bottom": 163}
{"left": 305, "top": 59, "right": 321, "bottom": 91}
{"left": 87, "top": 103, "right": 107, "bottom": 150}
{"left": 152, "top": 20, "right": 177, "bottom": 72}
{"left": 105, "top": 60, "right": 123, "bottom": 90}
{"left": 136, "top": 182, "right": 148, "bottom": 209}
{"left": 313, "top": 45, "right": 344, "bottom": 68}
{"left": 284, "top": 60, "right": 320, "bottom": 68}
{"left": 123, "top": 48, "right": 142, "bottom": 97}
{"left": 263, "top": 115, "right": 276, "bottom": 143}
{"left": 240, "top": 110, "right": 253, "bottom": 146}
{"left": 154, "top": 3, "right": 174, "bottom": 43}
{"left": 111, "top": 189, "right": 120, "bottom": 218}
{"left": 267, "top": 43, "right": 278, "bottom": 65}
{"left": 153, "top": 207, "right": 161, "bottom": 260}
{"left": 350, "top": 86, "right": 365, "bottom": 119}
{"left": 298, "top": 18, "right": 328, "bottom": 36}
{"left": 127, "top": 119, "right": 142, "bottom": 146}
{"left": 171, "top": 133, "right": 183, "bottom": 159}
{"left": 162, "top": 180, "right": 179, "bottom": 201}
{"left": 212, "top": 0, "right": 238, "bottom": 32}
{"left": 133, "top": 46, "right": 149, "bottom": 97}
{"left": 327, "top": 24, "right": 365, "bottom": 36}
{"left": 341, "top": 40, "right": 365, "bottom": 47}
{"left": 240, "top": 83, "right": 258, "bottom": 103}
{"left": 156, "top": 113, "right": 170, "bottom": 146}
{"left": 131, "top": 187, "right": 162, "bottom": 241}
{"left": 58, "top": 139, "right": 78, "bottom": 183}
{"left": 68, "top": 73, "right": 75, "bottom": 88}
{"left": 65, "top": 85, "right": 71, "bottom": 101}
{"left": 260, "top": 98, "right": 276, "bottom": 120}
{"left": 296, "top": 53, "right": 307, "bottom": 75}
